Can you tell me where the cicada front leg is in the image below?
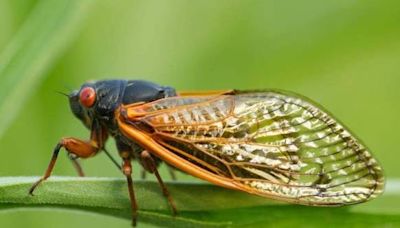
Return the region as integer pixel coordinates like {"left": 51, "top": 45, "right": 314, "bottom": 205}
{"left": 29, "top": 121, "right": 107, "bottom": 195}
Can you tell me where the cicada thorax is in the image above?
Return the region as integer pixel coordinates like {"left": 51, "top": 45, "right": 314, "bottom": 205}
{"left": 120, "top": 90, "right": 384, "bottom": 206}
{"left": 102, "top": 81, "right": 179, "bottom": 168}
{"left": 81, "top": 80, "right": 176, "bottom": 131}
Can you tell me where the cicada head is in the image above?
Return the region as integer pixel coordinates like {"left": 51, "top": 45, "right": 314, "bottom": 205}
{"left": 68, "top": 79, "right": 176, "bottom": 130}
{"left": 68, "top": 89, "right": 92, "bottom": 129}
{"left": 67, "top": 80, "right": 126, "bottom": 129}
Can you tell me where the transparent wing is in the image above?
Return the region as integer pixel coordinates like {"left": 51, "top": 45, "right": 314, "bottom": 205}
{"left": 124, "top": 90, "right": 385, "bottom": 205}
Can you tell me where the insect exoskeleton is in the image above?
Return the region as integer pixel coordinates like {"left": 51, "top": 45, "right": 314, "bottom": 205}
{"left": 30, "top": 80, "right": 385, "bottom": 226}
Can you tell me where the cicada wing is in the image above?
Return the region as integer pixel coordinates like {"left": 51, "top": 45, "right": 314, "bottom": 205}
{"left": 120, "top": 90, "right": 385, "bottom": 206}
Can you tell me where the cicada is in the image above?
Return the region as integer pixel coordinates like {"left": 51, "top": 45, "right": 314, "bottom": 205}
{"left": 29, "top": 80, "right": 385, "bottom": 226}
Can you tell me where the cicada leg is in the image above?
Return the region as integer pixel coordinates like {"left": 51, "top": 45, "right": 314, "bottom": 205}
{"left": 68, "top": 153, "right": 85, "bottom": 177}
{"left": 29, "top": 137, "right": 101, "bottom": 195}
{"left": 121, "top": 155, "right": 138, "bottom": 227}
{"left": 29, "top": 121, "right": 107, "bottom": 195}
{"left": 103, "top": 147, "right": 122, "bottom": 170}
{"left": 116, "top": 140, "right": 139, "bottom": 226}
{"left": 140, "top": 150, "right": 177, "bottom": 216}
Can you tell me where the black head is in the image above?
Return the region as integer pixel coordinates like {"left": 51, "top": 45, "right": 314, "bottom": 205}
{"left": 68, "top": 80, "right": 126, "bottom": 129}
{"left": 68, "top": 80, "right": 176, "bottom": 130}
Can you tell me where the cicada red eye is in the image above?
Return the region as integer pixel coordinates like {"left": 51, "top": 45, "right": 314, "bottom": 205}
{"left": 79, "top": 87, "right": 96, "bottom": 108}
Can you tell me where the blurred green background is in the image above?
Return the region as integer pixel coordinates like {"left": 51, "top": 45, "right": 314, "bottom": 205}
{"left": 0, "top": 0, "right": 399, "bottom": 227}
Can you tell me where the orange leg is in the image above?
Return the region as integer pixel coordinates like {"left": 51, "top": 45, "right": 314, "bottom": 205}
{"left": 29, "top": 137, "right": 100, "bottom": 195}
{"left": 140, "top": 150, "right": 177, "bottom": 215}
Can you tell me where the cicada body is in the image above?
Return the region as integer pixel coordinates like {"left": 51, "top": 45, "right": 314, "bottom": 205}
{"left": 30, "top": 80, "right": 385, "bottom": 226}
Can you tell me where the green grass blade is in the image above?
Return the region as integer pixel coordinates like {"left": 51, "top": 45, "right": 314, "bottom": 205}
{"left": 0, "top": 177, "right": 399, "bottom": 227}
{"left": 0, "top": 0, "right": 93, "bottom": 139}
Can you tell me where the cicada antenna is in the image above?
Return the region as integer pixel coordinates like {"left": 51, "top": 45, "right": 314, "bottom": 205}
{"left": 55, "top": 90, "right": 69, "bottom": 97}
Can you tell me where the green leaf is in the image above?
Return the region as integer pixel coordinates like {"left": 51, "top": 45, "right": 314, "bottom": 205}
{"left": 0, "top": 177, "right": 399, "bottom": 227}
{"left": 0, "top": 0, "right": 93, "bottom": 139}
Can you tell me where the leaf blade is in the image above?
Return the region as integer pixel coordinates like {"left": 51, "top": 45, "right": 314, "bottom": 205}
{"left": 0, "top": 177, "right": 400, "bottom": 227}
